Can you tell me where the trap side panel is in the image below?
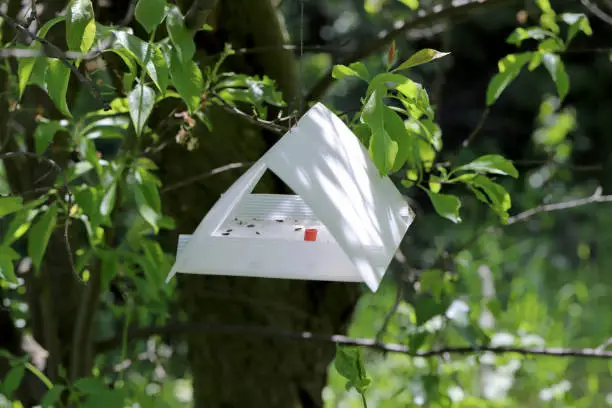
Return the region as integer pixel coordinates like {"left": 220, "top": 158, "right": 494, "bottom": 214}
{"left": 175, "top": 235, "right": 363, "bottom": 282}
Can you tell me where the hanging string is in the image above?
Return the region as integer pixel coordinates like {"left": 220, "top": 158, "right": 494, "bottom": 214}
{"left": 298, "top": 0, "right": 304, "bottom": 117}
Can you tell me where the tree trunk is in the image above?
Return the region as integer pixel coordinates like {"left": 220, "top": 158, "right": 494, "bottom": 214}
{"left": 156, "top": 1, "right": 362, "bottom": 406}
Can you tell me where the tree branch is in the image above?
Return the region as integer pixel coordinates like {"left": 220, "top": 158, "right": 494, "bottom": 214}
{"left": 305, "top": 0, "right": 520, "bottom": 103}
{"left": 95, "top": 322, "right": 612, "bottom": 359}
{"left": 581, "top": 0, "right": 612, "bottom": 26}
{"left": 506, "top": 187, "right": 612, "bottom": 225}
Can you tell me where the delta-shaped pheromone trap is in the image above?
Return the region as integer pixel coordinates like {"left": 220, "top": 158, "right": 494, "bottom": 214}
{"left": 165, "top": 102, "right": 415, "bottom": 292}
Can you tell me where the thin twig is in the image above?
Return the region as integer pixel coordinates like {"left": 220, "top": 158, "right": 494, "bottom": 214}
{"left": 305, "top": 0, "right": 519, "bottom": 102}
{"left": 162, "top": 161, "right": 254, "bottom": 193}
{"left": 506, "top": 187, "right": 612, "bottom": 225}
{"left": 0, "top": 152, "right": 82, "bottom": 284}
{"left": 512, "top": 160, "right": 602, "bottom": 171}
{"left": 447, "top": 107, "right": 490, "bottom": 164}
{"left": 210, "top": 91, "right": 288, "bottom": 134}
{"left": 95, "top": 321, "right": 612, "bottom": 359}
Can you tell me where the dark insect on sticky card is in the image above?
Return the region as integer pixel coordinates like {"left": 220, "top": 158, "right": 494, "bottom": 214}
{"left": 247, "top": 224, "right": 255, "bottom": 228}
{"left": 226, "top": 229, "right": 233, "bottom": 232}
{"left": 255, "top": 231, "right": 260, "bottom": 235}
{"left": 294, "top": 227, "right": 302, "bottom": 231}
{"left": 221, "top": 232, "right": 230, "bottom": 236}
{"left": 276, "top": 219, "right": 283, "bottom": 223}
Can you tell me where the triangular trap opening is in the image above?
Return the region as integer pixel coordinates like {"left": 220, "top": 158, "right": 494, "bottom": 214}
{"left": 251, "top": 168, "right": 295, "bottom": 195}
{"left": 212, "top": 167, "right": 336, "bottom": 244}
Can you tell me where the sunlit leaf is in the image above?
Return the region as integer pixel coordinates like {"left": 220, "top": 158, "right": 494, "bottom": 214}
{"left": 332, "top": 62, "right": 370, "bottom": 81}
{"left": 561, "top": 13, "right": 592, "bottom": 44}
{"left": 361, "top": 88, "right": 397, "bottom": 175}
{"left": 397, "top": 0, "right": 419, "bottom": 10}
{"left": 393, "top": 48, "right": 450, "bottom": 72}
{"left": 66, "top": 0, "right": 96, "bottom": 53}
{"left": 45, "top": 59, "right": 72, "bottom": 117}
{"left": 425, "top": 190, "right": 461, "bottom": 223}
{"left": 542, "top": 53, "right": 569, "bottom": 102}
{"left": 456, "top": 154, "right": 519, "bottom": 178}
{"left": 111, "top": 31, "right": 168, "bottom": 93}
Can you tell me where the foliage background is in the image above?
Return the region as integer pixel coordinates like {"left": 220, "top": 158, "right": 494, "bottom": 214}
{"left": 0, "top": 0, "right": 612, "bottom": 407}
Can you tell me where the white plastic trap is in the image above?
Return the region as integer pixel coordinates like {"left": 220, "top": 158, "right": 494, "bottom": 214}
{"left": 166, "top": 102, "right": 415, "bottom": 292}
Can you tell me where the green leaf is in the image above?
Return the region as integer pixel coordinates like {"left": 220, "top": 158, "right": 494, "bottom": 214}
{"left": 34, "top": 121, "right": 65, "bottom": 154}
{"left": 528, "top": 52, "right": 543, "bottom": 71}
{"left": 0, "top": 196, "right": 23, "bottom": 217}
{"left": 542, "top": 53, "right": 569, "bottom": 102}
{"left": 66, "top": 0, "right": 96, "bottom": 53}
{"left": 74, "top": 377, "right": 108, "bottom": 395}
{"left": 45, "top": 59, "right": 72, "bottom": 117}
{"left": 0, "top": 250, "right": 18, "bottom": 283}
{"left": 111, "top": 31, "right": 168, "bottom": 93}
{"left": 128, "top": 83, "right": 155, "bottom": 136}
{"left": 397, "top": 0, "right": 419, "bottom": 10}
{"left": 41, "top": 386, "right": 66, "bottom": 408}
{"left": 99, "top": 183, "right": 117, "bottom": 218}
{"left": 2, "top": 364, "right": 25, "bottom": 397}
{"left": 17, "top": 57, "right": 37, "bottom": 100}
{"left": 486, "top": 52, "right": 532, "bottom": 106}
{"left": 540, "top": 12, "right": 560, "bottom": 34}
{"left": 352, "top": 123, "right": 371, "bottom": 146}
{"left": 425, "top": 190, "right": 462, "bottom": 223}
{"left": 83, "top": 390, "right": 125, "bottom": 408}
{"left": 366, "top": 72, "right": 410, "bottom": 99}
{"left": 393, "top": 48, "right": 450, "bottom": 71}
{"left": 535, "top": 0, "right": 554, "bottom": 13}
{"left": 134, "top": 171, "right": 162, "bottom": 232}
{"left": 165, "top": 4, "right": 195, "bottom": 64}
{"left": 135, "top": 0, "right": 167, "bottom": 33}
{"left": 537, "top": 37, "right": 565, "bottom": 53}
{"left": 561, "top": 13, "right": 592, "bottom": 44}
{"left": 361, "top": 88, "right": 397, "bottom": 175}
{"left": 27, "top": 203, "right": 59, "bottom": 272}
{"left": 465, "top": 175, "right": 512, "bottom": 223}
{"left": 506, "top": 27, "right": 557, "bottom": 46}
{"left": 382, "top": 106, "right": 415, "bottom": 171}
{"left": 456, "top": 154, "right": 519, "bottom": 178}
{"left": 168, "top": 49, "right": 203, "bottom": 113}
{"left": 334, "top": 345, "right": 371, "bottom": 394}
{"left": 332, "top": 62, "right": 370, "bottom": 81}
{"left": 16, "top": 17, "right": 66, "bottom": 99}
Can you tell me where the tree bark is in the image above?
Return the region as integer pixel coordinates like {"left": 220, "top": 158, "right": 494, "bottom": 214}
{"left": 156, "top": 1, "right": 361, "bottom": 406}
